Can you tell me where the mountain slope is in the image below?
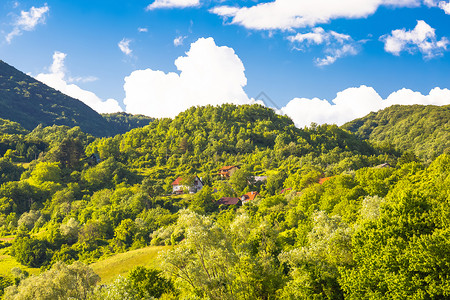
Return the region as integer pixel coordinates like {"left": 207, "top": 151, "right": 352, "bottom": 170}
{"left": 0, "top": 60, "right": 114, "bottom": 137}
{"left": 342, "top": 104, "right": 450, "bottom": 161}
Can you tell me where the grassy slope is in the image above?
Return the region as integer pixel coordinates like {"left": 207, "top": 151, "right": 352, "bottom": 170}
{"left": 0, "top": 247, "right": 40, "bottom": 276}
{"left": 90, "top": 246, "right": 170, "bottom": 283}
{"left": 0, "top": 239, "right": 169, "bottom": 283}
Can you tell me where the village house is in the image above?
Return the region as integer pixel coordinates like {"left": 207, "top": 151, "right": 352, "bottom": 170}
{"left": 241, "top": 191, "right": 259, "bottom": 204}
{"left": 218, "top": 166, "right": 239, "bottom": 179}
{"left": 172, "top": 176, "right": 204, "bottom": 194}
{"left": 374, "top": 163, "right": 392, "bottom": 168}
{"left": 280, "top": 188, "right": 292, "bottom": 194}
{"left": 253, "top": 176, "right": 267, "bottom": 183}
{"left": 85, "top": 153, "right": 101, "bottom": 166}
{"left": 318, "top": 177, "right": 333, "bottom": 184}
{"left": 216, "top": 197, "right": 241, "bottom": 206}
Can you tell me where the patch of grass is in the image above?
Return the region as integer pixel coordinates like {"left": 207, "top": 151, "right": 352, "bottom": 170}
{"left": 90, "top": 246, "right": 170, "bottom": 283}
{"left": 0, "top": 247, "right": 40, "bottom": 276}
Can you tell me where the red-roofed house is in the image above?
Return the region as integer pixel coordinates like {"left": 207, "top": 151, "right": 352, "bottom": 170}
{"left": 172, "top": 176, "right": 204, "bottom": 194}
{"left": 241, "top": 191, "right": 259, "bottom": 204}
{"left": 218, "top": 166, "right": 239, "bottom": 179}
{"left": 318, "top": 177, "right": 333, "bottom": 184}
{"left": 217, "top": 197, "right": 241, "bottom": 206}
{"left": 280, "top": 188, "right": 293, "bottom": 194}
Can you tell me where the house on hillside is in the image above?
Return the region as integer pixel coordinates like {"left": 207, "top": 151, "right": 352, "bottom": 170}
{"left": 218, "top": 166, "right": 239, "bottom": 179}
{"left": 172, "top": 176, "right": 204, "bottom": 194}
{"left": 280, "top": 188, "right": 292, "bottom": 194}
{"left": 241, "top": 191, "right": 259, "bottom": 204}
{"left": 318, "top": 177, "right": 333, "bottom": 184}
{"left": 216, "top": 197, "right": 241, "bottom": 206}
{"left": 374, "top": 163, "right": 392, "bottom": 168}
{"left": 254, "top": 176, "right": 267, "bottom": 183}
{"left": 86, "top": 153, "right": 101, "bottom": 166}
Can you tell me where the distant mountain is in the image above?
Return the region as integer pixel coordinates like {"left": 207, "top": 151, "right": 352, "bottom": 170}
{"left": 0, "top": 60, "right": 153, "bottom": 137}
{"left": 0, "top": 60, "right": 115, "bottom": 136}
{"left": 342, "top": 104, "right": 450, "bottom": 161}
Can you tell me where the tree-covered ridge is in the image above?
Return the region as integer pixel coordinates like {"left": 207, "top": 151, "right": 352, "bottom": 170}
{"left": 0, "top": 60, "right": 114, "bottom": 137}
{"left": 0, "top": 61, "right": 154, "bottom": 137}
{"left": 343, "top": 104, "right": 450, "bottom": 162}
{"left": 88, "top": 104, "right": 377, "bottom": 179}
{"left": 101, "top": 113, "right": 153, "bottom": 136}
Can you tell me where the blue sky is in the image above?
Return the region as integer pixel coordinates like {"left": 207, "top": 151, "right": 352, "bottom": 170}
{"left": 1, "top": 0, "right": 449, "bottom": 126}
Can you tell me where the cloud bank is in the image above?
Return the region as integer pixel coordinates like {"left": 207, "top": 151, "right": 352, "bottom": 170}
{"left": 281, "top": 86, "right": 450, "bottom": 127}
{"left": 36, "top": 52, "right": 122, "bottom": 114}
{"left": 123, "top": 37, "right": 250, "bottom": 118}
{"left": 211, "top": 0, "right": 420, "bottom": 31}
{"left": 6, "top": 4, "right": 49, "bottom": 43}
{"left": 381, "top": 20, "right": 448, "bottom": 58}
{"left": 121, "top": 37, "right": 449, "bottom": 126}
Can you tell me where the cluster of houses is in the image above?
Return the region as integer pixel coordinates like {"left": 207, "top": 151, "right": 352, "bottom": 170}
{"left": 171, "top": 162, "right": 394, "bottom": 206}
{"left": 171, "top": 166, "right": 261, "bottom": 206}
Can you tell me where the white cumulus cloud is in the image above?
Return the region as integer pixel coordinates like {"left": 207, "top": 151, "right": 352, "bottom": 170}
{"left": 381, "top": 20, "right": 448, "bottom": 58}
{"left": 281, "top": 85, "right": 450, "bottom": 127}
{"left": 210, "top": 0, "right": 420, "bottom": 31}
{"left": 123, "top": 37, "right": 250, "bottom": 118}
{"left": 35, "top": 51, "right": 122, "bottom": 114}
{"left": 288, "top": 28, "right": 360, "bottom": 66}
{"left": 6, "top": 4, "right": 49, "bottom": 43}
{"left": 118, "top": 38, "right": 133, "bottom": 56}
{"left": 147, "top": 0, "right": 200, "bottom": 10}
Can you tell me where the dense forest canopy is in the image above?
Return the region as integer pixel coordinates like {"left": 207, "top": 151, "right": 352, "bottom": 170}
{"left": 0, "top": 103, "right": 448, "bottom": 299}
{"left": 343, "top": 104, "right": 450, "bottom": 162}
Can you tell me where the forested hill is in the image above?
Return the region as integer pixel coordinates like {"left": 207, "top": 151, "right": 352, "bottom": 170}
{"left": 0, "top": 60, "right": 154, "bottom": 137}
{"left": 342, "top": 104, "right": 450, "bottom": 161}
{"left": 0, "top": 103, "right": 449, "bottom": 299}
{"left": 88, "top": 104, "right": 376, "bottom": 177}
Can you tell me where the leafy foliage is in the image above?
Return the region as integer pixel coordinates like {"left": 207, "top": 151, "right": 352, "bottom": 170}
{"left": 4, "top": 261, "right": 99, "bottom": 299}
{"left": 343, "top": 104, "right": 450, "bottom": 162}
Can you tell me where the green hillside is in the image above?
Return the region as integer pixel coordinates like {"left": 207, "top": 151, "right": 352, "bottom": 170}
{"left": 342, "top": 104, "right": 450, "bottom": 161}
{"left": 0, "top": 103, "right": 448, "bottom": 299}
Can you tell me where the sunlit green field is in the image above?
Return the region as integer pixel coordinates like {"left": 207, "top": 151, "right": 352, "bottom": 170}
{"left": 90, "top": 245, "right": 170, "bottom": 283}
{"left": 0, "top": 244, "right": 40, "bottom": 276}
